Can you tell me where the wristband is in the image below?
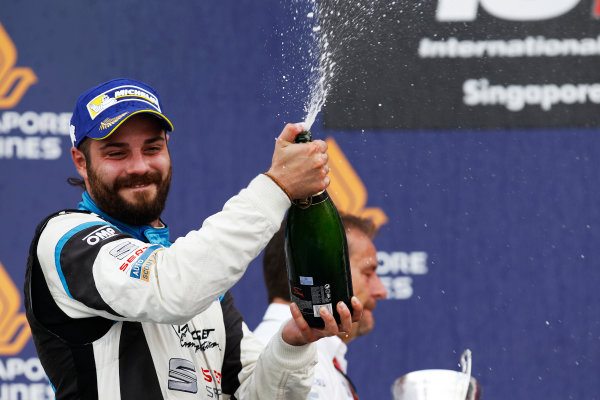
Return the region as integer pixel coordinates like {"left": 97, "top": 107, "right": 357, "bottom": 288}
{"left": 264, "top": 172, "right": 293, "bottom": 201}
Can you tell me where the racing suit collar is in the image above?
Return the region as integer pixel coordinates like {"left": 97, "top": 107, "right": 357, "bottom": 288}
{"left": 77, "top": 191, "right": 171, "bottom": 247}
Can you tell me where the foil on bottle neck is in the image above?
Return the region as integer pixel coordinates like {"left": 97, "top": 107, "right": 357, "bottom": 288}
{"left": 293, "top": 190, "right": 328, "bottom": 209}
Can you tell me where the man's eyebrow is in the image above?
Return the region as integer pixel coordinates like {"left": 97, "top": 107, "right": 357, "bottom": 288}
{"left": 145, "top": 136, "right": 166, "bottom": 144}
{"left": 99, "top": 142, "right": 127, "bottom": 151}
{"left": 98, "top": 135, "right": 165, "bottom": 150}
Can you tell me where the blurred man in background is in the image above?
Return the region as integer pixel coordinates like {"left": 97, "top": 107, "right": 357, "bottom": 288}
{"left": 254, "top": 214, "right": 388, "bottom": 400}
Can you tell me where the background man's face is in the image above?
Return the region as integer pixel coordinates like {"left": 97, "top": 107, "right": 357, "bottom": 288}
{"left": 347, "top": 229, "right": 387, "bottom": 339}
{"left": 82, "top": 114, "right": 172, "bottom": 225}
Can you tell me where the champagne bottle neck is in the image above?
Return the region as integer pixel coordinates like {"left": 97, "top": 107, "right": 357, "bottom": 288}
{"left": 295, "top": 130, "right": 312, "bottom": 143}
{"left": 292, "top": 130, "right": 326, "bottom": 206}
{"left": 292, "top": 190, "right": 329, "bottom": 209}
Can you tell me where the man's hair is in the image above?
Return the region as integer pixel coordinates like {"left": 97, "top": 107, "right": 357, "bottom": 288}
{"left": 262, "top": 213, "right": 378, "bottom": 303}
{"left": 66, "top": 138, "right": 91, "bottom": 190}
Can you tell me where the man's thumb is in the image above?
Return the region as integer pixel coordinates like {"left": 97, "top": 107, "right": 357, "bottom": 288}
{"left": 277, "top": 123, "right": 304, "bottom": 144}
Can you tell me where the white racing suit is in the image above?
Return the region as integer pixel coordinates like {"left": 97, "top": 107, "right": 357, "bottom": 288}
{"left": 24, "top": 175, "right": 316, "bottom": 399}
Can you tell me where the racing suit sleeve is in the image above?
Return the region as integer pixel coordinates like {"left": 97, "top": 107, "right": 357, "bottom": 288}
{"left": 36, "top": 174, "right": 290, "bottom": 324}
{"left": 219, "top": 292, "right": 317, "bottom": 400}
{"left": 307, "top": 341, "right": 355, "bottom": 400}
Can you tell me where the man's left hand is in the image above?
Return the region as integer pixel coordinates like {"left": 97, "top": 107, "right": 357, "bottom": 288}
{"left": 281, "top": 296, "right": 363, "bottom": 346}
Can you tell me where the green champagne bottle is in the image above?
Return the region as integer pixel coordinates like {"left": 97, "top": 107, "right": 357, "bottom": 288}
{"left": 284, "top": 130, "right": 354, "bottom": 328}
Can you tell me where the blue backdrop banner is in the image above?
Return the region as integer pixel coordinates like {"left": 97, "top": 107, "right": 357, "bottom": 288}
{"left": 0, "top": 1, "right": 599, "bottom": 399}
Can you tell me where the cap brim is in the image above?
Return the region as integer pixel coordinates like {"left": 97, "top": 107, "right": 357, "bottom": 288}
{"left": 88, "top": 109, "right": 174, "bottom": 142}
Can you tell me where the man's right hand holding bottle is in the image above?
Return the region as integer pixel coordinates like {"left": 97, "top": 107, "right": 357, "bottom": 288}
{"left": 266, "top": 123, "right": 330, "bottom": 200}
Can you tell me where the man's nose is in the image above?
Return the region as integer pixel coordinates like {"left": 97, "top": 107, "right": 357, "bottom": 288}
{"left": 371, "top": 273, "right": 388, "bottom": 300}
{"left": 126, "top": 151, "right": 151, "bottom": 175}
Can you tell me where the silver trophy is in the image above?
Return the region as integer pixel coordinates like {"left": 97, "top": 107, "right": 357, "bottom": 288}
{"left": 391, "top": 350, "right": 482, "bottom": 400}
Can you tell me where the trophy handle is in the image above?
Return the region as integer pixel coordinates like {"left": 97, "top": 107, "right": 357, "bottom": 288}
{"left": 461, "top": 349, "right": 472, "bottom": 379}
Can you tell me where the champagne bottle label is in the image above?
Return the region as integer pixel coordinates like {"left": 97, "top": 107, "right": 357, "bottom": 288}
{"left": 289, "top": 280, "right": 334, "bottom": 318}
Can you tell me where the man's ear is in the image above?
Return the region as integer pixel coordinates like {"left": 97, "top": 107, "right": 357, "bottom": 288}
{"left": 71, "top": 146, "right": 88, "bottom": 180}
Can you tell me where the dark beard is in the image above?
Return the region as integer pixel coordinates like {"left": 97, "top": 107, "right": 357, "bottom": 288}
{"left": 87, "top": 165, "right": 172, "bottom": 226}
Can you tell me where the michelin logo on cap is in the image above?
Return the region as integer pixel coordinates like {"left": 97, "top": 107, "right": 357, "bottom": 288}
{"left": 86, "top": 85, "right": 161, "bottom": 120}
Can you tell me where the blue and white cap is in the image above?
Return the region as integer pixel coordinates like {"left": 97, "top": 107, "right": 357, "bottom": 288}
{"left": 69, "top": 78, "right": 174, "bottom": 147}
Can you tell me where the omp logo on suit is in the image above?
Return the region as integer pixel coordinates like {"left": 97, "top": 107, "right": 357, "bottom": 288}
{"left": 0, "top": 261, "right": 31, "bottom": 355}
{"left": 0, "top": 22, "right": 37, "bottom": 109}
{"left": 326, "top": 137, "right": 387, "bottom": 229}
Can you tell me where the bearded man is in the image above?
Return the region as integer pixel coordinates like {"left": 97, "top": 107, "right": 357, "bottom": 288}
{"left": 24, "top": 78, "right": 361, "bottom": 400}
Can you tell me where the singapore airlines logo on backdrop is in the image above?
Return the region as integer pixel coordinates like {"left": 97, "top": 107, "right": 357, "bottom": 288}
{"left": 326, "top": 138, "right": 428, "bottom": 300}
{"left": 325, "top": 138, "right": 388, "bottom": 229}
{"left": 0, "top": 22, "right": 71, "bottom": 160}
{"left": 0, "top": 262, "right": 51, "bottom": 397}
{"left": 0, "top": 23, "right": 37, "bottom": 109}
{"left": 0, "top": 261, "right": 31, "bottom": 356}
